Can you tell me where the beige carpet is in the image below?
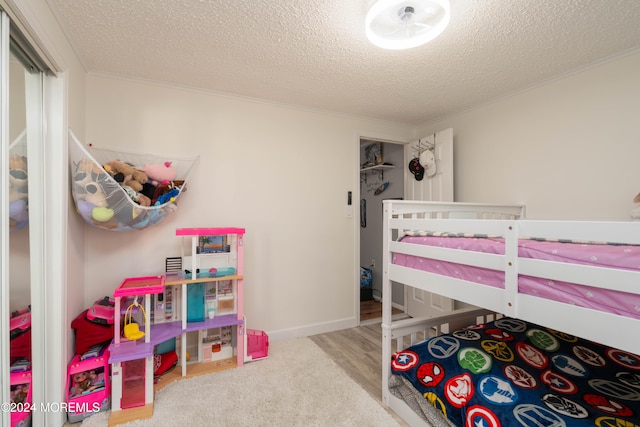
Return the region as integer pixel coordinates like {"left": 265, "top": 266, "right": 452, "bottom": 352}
{"left": 78, "top": 337, "right": 401, "bottom": 426}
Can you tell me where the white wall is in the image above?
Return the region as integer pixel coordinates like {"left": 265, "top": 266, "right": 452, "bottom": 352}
{"left": 83, "top": 75, "right": 412, "bottom": 339}
{"left": 416, "top": 50, "right": 640, "bottom": 220}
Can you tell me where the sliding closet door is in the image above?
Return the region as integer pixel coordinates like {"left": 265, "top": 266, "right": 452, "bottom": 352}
{"left": 2, "top": 11, "right": 44, "bottom": 427}
{"left": 1, "top": 6, "right": 65, "bottom": 425}
{"left": 1, "top": 12, "right": 11, "bottom": 427}
{"left": 24, "top": 49, "right": 45, "bottom": 427}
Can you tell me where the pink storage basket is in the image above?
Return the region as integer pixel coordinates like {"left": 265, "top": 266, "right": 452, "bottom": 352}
{"left": 247, "top": 329, "right": 269, "bottom": 360}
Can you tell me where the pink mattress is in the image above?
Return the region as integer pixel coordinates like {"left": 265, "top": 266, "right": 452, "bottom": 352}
{"left": 393, "top": 233, "right": 640, "bottom": 319}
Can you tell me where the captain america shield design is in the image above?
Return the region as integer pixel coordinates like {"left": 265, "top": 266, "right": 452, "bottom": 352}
{"left": 391, "top": 351, "right": 419, "bottom": 372}
{"left": 541, "top": 369, "right": 578, "bottom": 394}
{"left": 465, "top": 405, "right": 500, "bottom": 427}
{"left": 607, "top": 349, "right": 640, "bottom": 370}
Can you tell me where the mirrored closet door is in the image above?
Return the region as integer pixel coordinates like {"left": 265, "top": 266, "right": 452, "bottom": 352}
{"left": 2, "top": 9, "right": 46, "bottom": 426}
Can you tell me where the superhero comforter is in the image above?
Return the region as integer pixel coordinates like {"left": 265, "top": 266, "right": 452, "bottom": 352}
{"left": 390, "top": 317, "right": 640, "bottom": 426}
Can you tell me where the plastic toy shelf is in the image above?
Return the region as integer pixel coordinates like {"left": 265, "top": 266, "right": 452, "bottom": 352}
{"left": 184, "top": 314, "right": 243, "bottom": 332}
{"left": 110, "top": 314, "right": 243, "bottom": 364}
{"left": 175, "top": 227, "right": 245, "bottom": 236}
{"left": 114, "top": 275, "right": 164, "bottom": 297}
{"left": 164, "top": 272, "right": 243, "bottom": 286}
{"left": 109, "top": 340, "right": 155, "bottom": 364}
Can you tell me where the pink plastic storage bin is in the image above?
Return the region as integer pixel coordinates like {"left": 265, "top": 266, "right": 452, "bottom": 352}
{"left": 66, "top": 348, "right": 111, "bottom": 423}
{"left": 247, "top": 329, "right": 269, "bottom": 360}
{"left": 10, "top": 371, "right": 32, "bottom": 427}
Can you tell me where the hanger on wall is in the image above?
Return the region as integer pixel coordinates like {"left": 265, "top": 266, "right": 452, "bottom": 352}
{"left": 411, "top": 134, "right": 436, "bottom": 159}
{"left": 409, "top": 133, "right": 438, "bottom": 179}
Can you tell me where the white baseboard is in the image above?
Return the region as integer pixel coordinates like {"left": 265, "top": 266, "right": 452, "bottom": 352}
{"left": 263, "top": 300, "right": 407, "bottom": 342}
{"left": 266, "top": 316, "right": 359, "bottom": 343}
{"left": 392, "top": 301, "right": 405, "bottom": 311}
{"left": 373, "top": 293, "right": 404, "bottom": 311}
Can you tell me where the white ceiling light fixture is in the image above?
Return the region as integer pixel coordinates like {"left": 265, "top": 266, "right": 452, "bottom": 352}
{"left": 365, "top": 0, "right": 450, "bottom": 50}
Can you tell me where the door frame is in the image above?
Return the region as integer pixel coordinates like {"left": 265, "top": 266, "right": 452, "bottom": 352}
{"left": 354, "top": 132, "right": 409, "bottom": 325}
{"left": 403, "top": 130, "right": 455, "bottom": 318}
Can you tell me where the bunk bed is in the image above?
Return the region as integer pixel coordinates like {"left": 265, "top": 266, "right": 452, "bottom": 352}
{"left": 381, "top": 200, "right": 640, "bottom": 426}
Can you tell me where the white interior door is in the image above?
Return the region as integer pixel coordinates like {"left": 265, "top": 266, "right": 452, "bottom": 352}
{"left": 403, "top": 128, "right": 454, "bottom": 318}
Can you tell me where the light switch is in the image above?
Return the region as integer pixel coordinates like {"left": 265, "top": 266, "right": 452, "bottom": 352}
{"left": 344, "top": 206, "right": 353, "bottom": 219}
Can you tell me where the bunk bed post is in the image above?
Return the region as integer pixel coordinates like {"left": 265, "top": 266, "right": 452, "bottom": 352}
{"left": 381, "top": 201, "right": 392, "bottom": 405}
{"left": 503, "top": 221, "right": 518, "bottom": 318}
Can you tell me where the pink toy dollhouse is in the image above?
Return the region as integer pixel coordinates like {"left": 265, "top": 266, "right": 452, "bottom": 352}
{"left": 108, "top": 275, "right": 164, "bottom": 425}
{"left": 108, "top": 227, "right": 265, "bottom": 426}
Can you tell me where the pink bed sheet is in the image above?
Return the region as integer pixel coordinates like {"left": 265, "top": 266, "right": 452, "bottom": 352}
{"left": 393, "top": 234, "right": 640, "bottom": 320}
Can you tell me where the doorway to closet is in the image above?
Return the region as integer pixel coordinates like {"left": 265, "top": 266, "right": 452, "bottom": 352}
{"left": 357, "top": 129, "right": 454, "bottom": 324}
{"left": 358, "top": 138, "right": 405, "bottom": 323}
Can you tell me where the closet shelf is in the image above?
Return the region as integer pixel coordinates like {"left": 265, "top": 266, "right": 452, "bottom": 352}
{"left": 360, "top": 164, "right": 394, "bottom": 173}
{"left": 360, "top": 164, "right": 394, "bottom": 182}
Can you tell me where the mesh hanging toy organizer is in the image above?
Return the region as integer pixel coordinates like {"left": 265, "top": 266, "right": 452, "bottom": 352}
{"left": 68, "top": 131, "right": 199, "bottom": 231}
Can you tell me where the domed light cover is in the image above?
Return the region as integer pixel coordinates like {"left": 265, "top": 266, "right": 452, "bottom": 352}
{"left": 365, "top": 0, "right": 450, "bottom": 50}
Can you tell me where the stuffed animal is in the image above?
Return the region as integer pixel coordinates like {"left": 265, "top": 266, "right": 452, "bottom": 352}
{"left": 73, "top": 157, "right": 114, "bottom": 209}
{"left": 144, "top": 161, "right": 177, "bottom": 186}
{"left": 155, "top": 188, "right": 180, "bottom": 206}
{"left": 104, "top": 160, "right": 133, "bottom": 183}
{"left": 130, "top": 168, "right": 149, "bottom": 192}
{"left": 91, "top": 206, "right": 119, "bottom": 229}
{"left": 9, "top": 155, "right": 29, "bottom": 229}
{"left": 103, "top": 160, "right": 151, "bottom": 208}
{"left": 73, "top": 157, "right": 104, "bottom": 190}
{"left": 9, "top": 155, "right": 28, "bottom": 202}
{"left": 104, "top": 160, "right": 148, "bottom": 192}
{"left": 9, "top": 154, "right": 27, "bottom": 172}
{"left": 77, "top": 158, "right": 103, "bottom": 176}
{"left": 149, "top": 180, "right": 185, "bottom": 205}
{"left": 80, "top": 181, "right": 108, "bottom": 207}
{"left": 9, "top": 200, "right": 28, "bottom": 230}
{"left": 122, "top": 185, "right": 151, "bottom": 206}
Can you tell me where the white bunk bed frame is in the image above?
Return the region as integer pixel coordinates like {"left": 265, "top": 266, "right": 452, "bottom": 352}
{"left": 381, "top": 200, "right": 640, "bottom": 426}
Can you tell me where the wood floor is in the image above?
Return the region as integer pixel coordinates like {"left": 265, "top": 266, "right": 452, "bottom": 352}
{"left": 309, "top": 300, "right": 410, "bottom": 426}
{"left": 360, "top": 298, "right": 403, "bottom": 321}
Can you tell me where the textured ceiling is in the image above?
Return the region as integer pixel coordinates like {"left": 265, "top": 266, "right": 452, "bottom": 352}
{"left": 48, "top": 0, "right": 640, "bottom": 125}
